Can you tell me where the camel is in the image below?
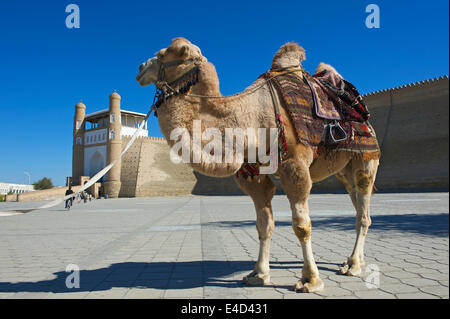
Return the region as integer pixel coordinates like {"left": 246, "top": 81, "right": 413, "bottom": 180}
{"left": 136, "top": 38, "right": 379, "bottom": 292}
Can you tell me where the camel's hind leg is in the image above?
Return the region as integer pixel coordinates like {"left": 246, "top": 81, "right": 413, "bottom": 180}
{"left": 336, "top": 157, "right": 379, "bottom": 276}
{"left": 234, "top": 174, "right": 276, "bottom": 286}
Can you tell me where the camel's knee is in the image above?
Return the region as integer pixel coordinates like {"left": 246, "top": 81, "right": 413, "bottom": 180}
{"left": 361, "top": 214, "right": 371, "bottom": 228}
{"left": 357, "top": 214, "right": 371, "bottom": 234}
{"left": 355, "top": 170, "right": 374, "bottom": 194}
{"left": 292, "top": 218, "right": 312, "bottom": 242}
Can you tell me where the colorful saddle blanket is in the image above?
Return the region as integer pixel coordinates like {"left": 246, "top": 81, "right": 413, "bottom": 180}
{"left": 265, "top": 70, "right": 380, "bottom": 160}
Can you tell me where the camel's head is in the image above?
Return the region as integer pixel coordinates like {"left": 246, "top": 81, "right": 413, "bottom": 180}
{"left": 271, "top": 42, "right": 306, "bottom": 70}
{"left": 136, "top": 37, "right": 206, "bottom": 87}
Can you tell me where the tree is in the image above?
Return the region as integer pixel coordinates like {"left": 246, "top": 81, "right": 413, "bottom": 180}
{"left": 33, "top": 177, "right": 54, "bottom": 190}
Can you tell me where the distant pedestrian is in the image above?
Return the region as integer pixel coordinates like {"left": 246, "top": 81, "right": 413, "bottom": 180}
{"left": 65, "top": 186, "right": 74, "bottom": 210}
{"left": 82, "top": 191, "right": 88, "bottom": 203}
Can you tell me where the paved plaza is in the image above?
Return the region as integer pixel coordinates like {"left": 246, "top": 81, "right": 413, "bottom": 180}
{"left": 0, "top": 192, "right": 448, "bottom": 299}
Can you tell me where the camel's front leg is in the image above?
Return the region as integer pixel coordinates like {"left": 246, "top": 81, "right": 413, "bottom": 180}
{"left": 280, "top": 158, "right": 324, "bottom": 293}
{"left": 234, "top": 174, "right": 276, "bottom": 286}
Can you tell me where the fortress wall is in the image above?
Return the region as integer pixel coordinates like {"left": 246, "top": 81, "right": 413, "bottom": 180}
{"left": 312, "top": 77, "right": 449, "bottom": 192}
{"left": 17, "top": 186, "right": 82, "bottom": 202}
{"left": 5, "top": 194, "right": 18, "bottom": 202}
{"left": 134, "top": 137, "right": 198, "bottom": 196}
{"left": 192, "top": 173, "right": 243, "bottom": 195}
{"left": 118, "top": 136, "right": 142, "bottom": 197}
{"left": 367, "top": 77, "right": 449, "bottom": 191}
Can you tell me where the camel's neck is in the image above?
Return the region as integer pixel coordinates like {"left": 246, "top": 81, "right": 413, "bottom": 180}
{"left": 157, "top": 62, "right": 232, "bottom": 133}
{"left": 190, "top": 62, "right": 222, "bottom": 98}
{"left": 157, "top": 61, "right": 247, "bottom": 177}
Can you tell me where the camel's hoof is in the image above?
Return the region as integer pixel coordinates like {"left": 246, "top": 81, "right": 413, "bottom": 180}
{"left": 294, "top": 277, "right": 324, "bottom": 293}
{"left": 243, "top": 271, "right": 270, "bottom": 286}
{"left": 339, "top": 261, "right": 362, "bottom": 277}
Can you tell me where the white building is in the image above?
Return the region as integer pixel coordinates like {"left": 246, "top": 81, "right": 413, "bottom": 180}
{"left": 0, "top": 182, "right": 35, "bottom": 195}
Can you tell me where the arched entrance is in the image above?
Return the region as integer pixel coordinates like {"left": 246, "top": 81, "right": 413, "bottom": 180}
{"left": 89, "top": 151, "right": 105, "bottom": 180}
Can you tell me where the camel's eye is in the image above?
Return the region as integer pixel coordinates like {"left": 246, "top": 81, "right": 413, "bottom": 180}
{"left": 156, "top": 48, "right": 167, "bottom": 59}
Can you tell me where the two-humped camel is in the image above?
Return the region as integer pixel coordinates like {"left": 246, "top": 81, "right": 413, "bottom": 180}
{"left": 136, "top": 38, "right": 379, "bottom": 292}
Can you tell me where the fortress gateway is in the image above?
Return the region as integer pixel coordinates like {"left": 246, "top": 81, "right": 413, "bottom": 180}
{"left": 71, "top": 92, "right": 202, "bottom": 198}
{"left": 71, "top": 76, "right": 449, "bottom": 198}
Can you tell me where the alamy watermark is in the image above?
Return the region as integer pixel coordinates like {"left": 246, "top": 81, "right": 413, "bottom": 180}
{"left": 65, "top": 4, "right": 80, "bottom": 29}
{"left": 364, "top": 263, "right": 380, "bottom": 289}
{"left": 65, "top": 263, "right": 80, "bottom": 289}
{"left": 169, "top": 120, "right": 279, "bottom": 174}
{"left": 365, "top": 4, "right": 380, "bottom": 29}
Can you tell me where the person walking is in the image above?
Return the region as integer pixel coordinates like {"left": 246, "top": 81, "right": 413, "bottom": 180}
{"left": 65, "top": 186, "right": 74, "bottom": 210}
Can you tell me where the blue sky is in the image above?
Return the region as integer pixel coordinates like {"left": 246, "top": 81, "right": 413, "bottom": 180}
{"left": 0, "top": 0, "right": 448, "bottom": 185}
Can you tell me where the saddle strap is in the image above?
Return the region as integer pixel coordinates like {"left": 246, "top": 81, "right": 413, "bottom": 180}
{"left": 267, "top": 78, "right": 288, "bottom": 161}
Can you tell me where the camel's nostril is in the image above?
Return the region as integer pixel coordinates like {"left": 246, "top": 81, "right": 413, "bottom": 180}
{"left": 139, "top": 64, "right": 144, "bottom": 72}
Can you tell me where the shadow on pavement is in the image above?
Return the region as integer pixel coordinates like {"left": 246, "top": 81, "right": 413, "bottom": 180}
{"left": 0, "top": 260, "right": 339, "bottom": 294}
{"left": 204, "top": 213, "right": 449, "bottom": 237}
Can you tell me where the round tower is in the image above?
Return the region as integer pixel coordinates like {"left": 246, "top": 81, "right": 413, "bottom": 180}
{"left": 104, "top": 91, "right": 122, "bottom": 198}
{"left": 72, "top": 101, "right": 86, "bottom": 185}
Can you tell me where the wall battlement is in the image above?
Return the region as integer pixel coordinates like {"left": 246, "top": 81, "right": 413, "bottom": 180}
{"left": 146, "top": 136, "right": 166, "bottom": 142}
{"left": 362, "top": 75, "right": 448, "bottom": 97}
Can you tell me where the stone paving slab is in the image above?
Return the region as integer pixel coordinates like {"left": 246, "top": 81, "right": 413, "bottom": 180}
{"left": 0, "top": 193, "right": 448, "bottom": 299}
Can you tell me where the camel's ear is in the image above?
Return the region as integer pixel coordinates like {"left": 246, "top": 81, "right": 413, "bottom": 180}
{"left": 179, "top": 44, "right": 190, "bottom": 58}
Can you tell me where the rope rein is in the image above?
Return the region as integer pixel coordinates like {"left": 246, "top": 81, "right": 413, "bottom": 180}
{"left": 185, "top": 66, "right": 305, "bottom": 99}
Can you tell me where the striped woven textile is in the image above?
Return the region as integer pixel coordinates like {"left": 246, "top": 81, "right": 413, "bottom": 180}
{"left": 264, "top": 71, "right": 380, "bottom": 160}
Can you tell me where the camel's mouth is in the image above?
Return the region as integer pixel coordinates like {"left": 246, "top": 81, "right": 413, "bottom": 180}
{"left": 136, "top": 57, "right": 158, "bottom": 87}
{"left": 135, "top": 67, "right": 150, "bottom": 87}
{"left": 135, "top": 70, "right": 147, "bottom": 86}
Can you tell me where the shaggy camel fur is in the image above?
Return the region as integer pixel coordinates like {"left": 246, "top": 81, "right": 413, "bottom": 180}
{"left": 136, "top": 38, "right": 379, "bottom": 293}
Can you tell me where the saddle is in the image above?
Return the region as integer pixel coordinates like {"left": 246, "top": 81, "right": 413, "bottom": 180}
{"left": 236, "top": 68, "right": 380, "bottom": 181}
{"left": 308, "top": 69, "right": 372, "bottom": 143}
{"left": 264, "top": 68, "right": 380, "bottom": 158}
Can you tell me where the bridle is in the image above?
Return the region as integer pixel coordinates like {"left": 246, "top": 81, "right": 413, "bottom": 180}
{"left": 156, "top": 58, "right": 198, "bottom": 86}
{"left": 152, "top": 58, "right": 201, "bottom": 115}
